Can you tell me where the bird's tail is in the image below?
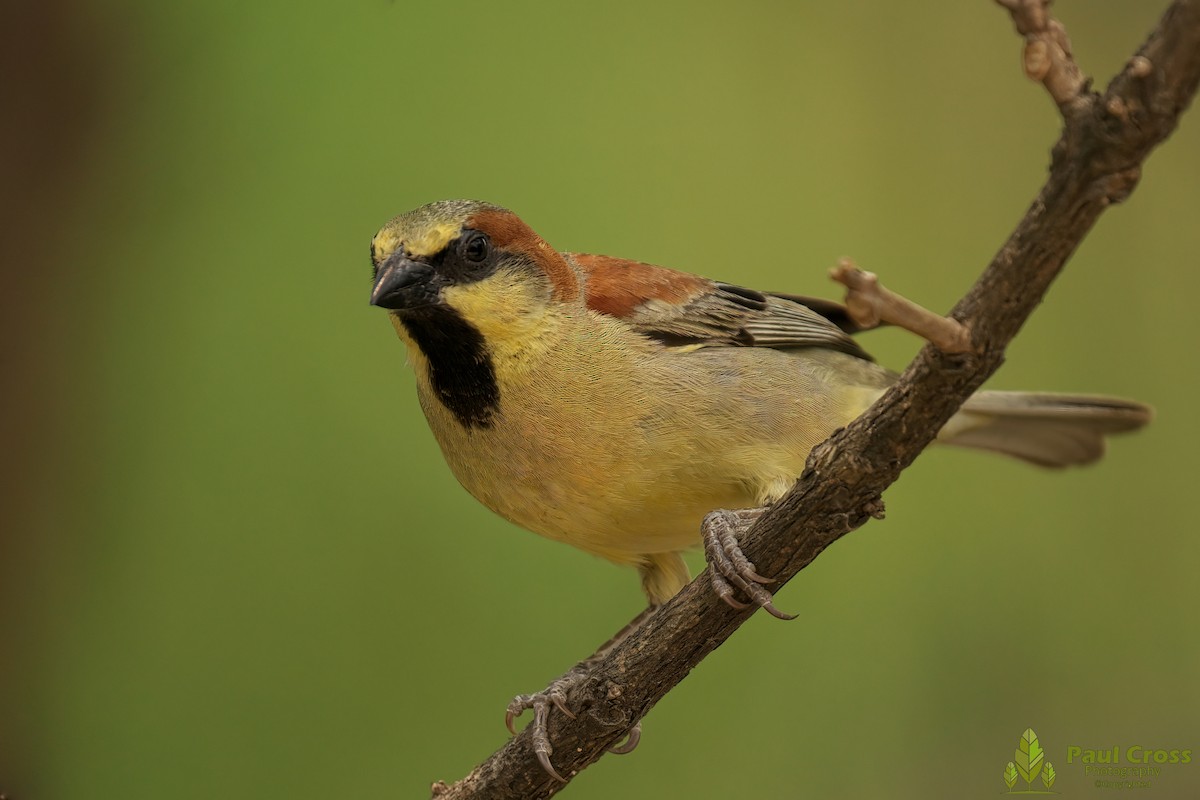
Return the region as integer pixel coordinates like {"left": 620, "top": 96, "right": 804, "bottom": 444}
{"left": 937, "top": 391, "right": 1152, "bottom": 468}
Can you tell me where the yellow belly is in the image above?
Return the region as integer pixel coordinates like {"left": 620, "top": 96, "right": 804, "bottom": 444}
{"left": 416, "top": 343, "right": 883, "bottom": 566}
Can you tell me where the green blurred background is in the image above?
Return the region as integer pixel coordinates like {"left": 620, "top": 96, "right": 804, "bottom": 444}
{"left": 3, "top": 1, "right": 1197, "bottom": 798}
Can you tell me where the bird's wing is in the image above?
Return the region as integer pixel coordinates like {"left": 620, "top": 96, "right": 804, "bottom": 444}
{"left": 566, "top": 253, "right": 873, "bottom": 360}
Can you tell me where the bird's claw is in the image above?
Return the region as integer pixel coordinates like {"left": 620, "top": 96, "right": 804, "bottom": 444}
{"left": 607, "top": 722, "right": 642, "bottom": 754}
{"left": 506, "top": 686, "right": 573, "bottom": 782}
{"left": 505, "top": 686, "right": 574, "bottom": 735}
{"left": 506, "top": 673, "right": 643, "bottom": 781}
{"left": 703, "top": 508, "right": 797, "bottom": 620}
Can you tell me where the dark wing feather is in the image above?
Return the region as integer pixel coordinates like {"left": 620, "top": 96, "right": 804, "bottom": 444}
{"left": 766, "top": 292, "right": 880, "bottom": 335}
{"left": 566, "top": 253, "right": 873, "bottom": 361}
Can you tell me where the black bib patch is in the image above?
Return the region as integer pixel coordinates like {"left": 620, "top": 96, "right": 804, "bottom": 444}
{"left": 399, "top": 306, "right": 500, "bottom": 429}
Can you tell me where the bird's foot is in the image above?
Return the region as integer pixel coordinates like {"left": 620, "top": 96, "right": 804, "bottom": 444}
{"left": 505, "top": 668, "right": 642, "bottom": 782}
{"left": 703, "top": 507, "right": 797, "bottom": 620}
{"left": 505, "top": 670, "right": 578, "bottom": 782}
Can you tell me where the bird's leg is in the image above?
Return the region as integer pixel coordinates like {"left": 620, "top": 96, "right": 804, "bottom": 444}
{"left": 505, "top": 606, "right": 652, "bottom": 781}
{"left": 703, "top": 507, "right": 797, "bottom": 620}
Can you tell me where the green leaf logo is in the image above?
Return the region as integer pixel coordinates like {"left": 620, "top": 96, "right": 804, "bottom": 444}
{"left": 1015, "top": 728, "right": 1045, "bottom": 787}
{"left": 1004, "top": 760, "right": 1019, "bottom": 789}
{"left": 1043, "top": 761, "right": 1056, "bottom": 789}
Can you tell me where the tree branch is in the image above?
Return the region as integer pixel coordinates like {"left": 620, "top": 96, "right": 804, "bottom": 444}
{"left": 434, "top": 2, "right": 1200, "bottom": 796}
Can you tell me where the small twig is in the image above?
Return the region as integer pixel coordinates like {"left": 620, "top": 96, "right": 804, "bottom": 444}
{"left": 829, "top": 259, "right": 973, "bottom": 354}
{"left": 995, "top": 0, "right": 1087, "bottom": 109}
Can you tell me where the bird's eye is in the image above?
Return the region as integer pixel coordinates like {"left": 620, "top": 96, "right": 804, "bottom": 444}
{"left": 461, "top": 231, "right": 490, "bottom": 264}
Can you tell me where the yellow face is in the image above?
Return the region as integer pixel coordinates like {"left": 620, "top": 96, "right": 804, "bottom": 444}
{"left": 370, "top": 200, "right": 570, "bottom": 375}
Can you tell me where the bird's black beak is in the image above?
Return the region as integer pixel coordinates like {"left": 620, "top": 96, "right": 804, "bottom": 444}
{"left": 370, "top": 254, "right": 440, "bottom": 310}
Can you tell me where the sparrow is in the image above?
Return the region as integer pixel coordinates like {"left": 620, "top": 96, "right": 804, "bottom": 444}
{"left": 368, "top": 198, "right": 1150, "bottom": 778}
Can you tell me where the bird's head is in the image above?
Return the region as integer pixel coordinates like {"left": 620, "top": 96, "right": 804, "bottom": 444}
{"left": 369, "top": 200, "right": 580, "bottom": 325}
